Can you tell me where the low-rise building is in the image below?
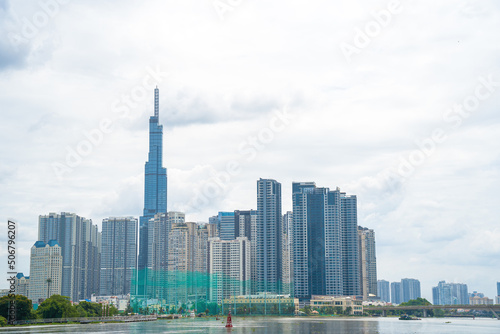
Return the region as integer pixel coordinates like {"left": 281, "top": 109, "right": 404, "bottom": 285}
{"left": 222, "top": 293, "right": 298, "bottom": 315}
{"left": 310, "top": 295, "right": 363, "bottom": 315}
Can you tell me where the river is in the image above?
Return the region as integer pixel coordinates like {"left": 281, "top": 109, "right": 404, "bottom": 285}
{"left": 2, "top": 317, "right": 499, "bottom": 333}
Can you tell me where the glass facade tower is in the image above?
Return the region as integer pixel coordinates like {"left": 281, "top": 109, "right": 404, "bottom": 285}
{"left": 138, "top": 87, "right": 167, "bottom": 271}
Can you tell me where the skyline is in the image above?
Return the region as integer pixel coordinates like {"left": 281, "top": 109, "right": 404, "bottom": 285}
{"left": 1, "top": 0, "right": 500, "bottom": 301}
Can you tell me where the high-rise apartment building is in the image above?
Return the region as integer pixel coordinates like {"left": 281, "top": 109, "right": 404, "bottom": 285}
{"left": 167, "top": 211, "right": 185, "bottom": 225}
{"left": 432, "top": 281, "right": 468, "bottom": 305}
{"left": 38, "top": 212, "right": 101, "bottom": 301}
{"left": 281, "top": 211, "right": 293, "bottom": 295}
{"left": 358, "top": 226, "right": 377, "bottom": 299}
{"left": 401, "top": 278, "right": 421, "bottom": 303}
{"left": 28, "top": 240, "right": 62, "bottom": 304}
{"left": 234, "top": 210, "right": 257, "bottom": 293}
{"left": 208, "top": 237, "right": 251, "bottom": 302}
{"left": 256, "top": 178, "right": 282, "bottom": 294}
{"left": 292, "top": 182, "right": 361, "bottom": 300}
{"left": 377, "top": 280, "right": 390, "bottom": 303}
{"left": 391, "top": 282, "right": 402, "bottom": 304}
{"left": 341, "top": 193, "right": 360, "bottom": 296}
{"left": 14, "top": 273, "right": 30, "bottom": 298}
{"left": 497, "top": 282, "right": 500, "bottom": 297}
{"left": 139, "top": 87, "right": 168, "bottom": 271}
{"left": 100, "top": 217, "right": 137, "bottom": 296}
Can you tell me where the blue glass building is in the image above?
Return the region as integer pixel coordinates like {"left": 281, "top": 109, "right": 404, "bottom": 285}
{"left": 293, "top": 182, "right": 360, "bottom": 300}
{"left": 217, "top": 211, "right": 236, "bottom": 240}
{"left": 138, "top": 87, "right": 167, "bottom": 271}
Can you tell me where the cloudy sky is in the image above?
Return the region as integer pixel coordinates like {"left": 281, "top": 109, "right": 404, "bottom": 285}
{"left": 1, "top": 0, "right": 499, "bottom": 300}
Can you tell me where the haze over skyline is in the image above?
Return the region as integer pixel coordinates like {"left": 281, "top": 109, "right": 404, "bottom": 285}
{"left": 1, "top": 0, "right": 500, "bottom": 300}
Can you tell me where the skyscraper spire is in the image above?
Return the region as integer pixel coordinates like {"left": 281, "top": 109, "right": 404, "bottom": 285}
{"left": 154, "top": 86, "right": 159, "bottom": 118}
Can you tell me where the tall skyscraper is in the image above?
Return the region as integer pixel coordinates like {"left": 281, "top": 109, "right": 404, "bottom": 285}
{"left": 281, "top": 211, "right": 293, "bottom": 295}
{"left": 497, "top": 282, "right": 500, "bottom": 296}
{"left": 391, "top": 282, "right": 402, "bottom": 304}
{"left": 358, "top": 226, "right": 377, "bottom": 299}
{"left": 217, "top": 211, "right": 236, "bottom": 240}
{"left": 432, "top": 281, "right": 469, "bottom": 305}
{"left": 256, "top": 178, "right": 282, "bottom": 294}
{"left": 100, "top": 217, "right": 138, "bottom": 296}
{"left": 377, "top": 280, "right": 390, "bottom": 303}
{"left": 341, "top": 193, "right": 361, "bottom": 296}
{"left": 401, "top": 278, "right": 421, "bottom": 303}
{"left": 38, "top": 212, "right": 101, "bottom": 301}
{"left": 292, "top": 182, "right": 361, "bottom": 300}
{"left": 139, "top": 87, "right": 167, "bottom": 271}
{"left": 208, "top": 237, "right": 251, "bottom": 302}
{"left": 28, "top": 240, "right": 62, "bottom": 304}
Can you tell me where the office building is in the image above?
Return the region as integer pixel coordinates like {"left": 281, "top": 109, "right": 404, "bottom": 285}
{"left": 256, "top": 178, "right": 282, "bottom": 294}
{"left": 432, "top": 281, "right": 468, "bottom": 305}
{"left": 38, "top": 212, "right": 101, "bottom": 301}
{"left": 377, "top": 280, "right": 390, "bottom": 303}
{"left": 292, "top": 182, "right": 361, "bottom": 300}
{"left": 358, "top": 226, "right": 377, "bottom": 300}
{"left": 100, "top": 217, "right": 138, "bottom": 296}
{"left": 497, "top": 282, "right": 500, "bottom": 297}
{"left": 401, "top": 278, "right": 421, "bottom": 303}
{"left": 208, "top": 237, "right": 251, "bottom": 302}
{"left": 139, "top": 87, "right": 168, "bottom": 271}
{"left": 391, "top": 282, "right": 402, "bottom": 304}
{"left": 28, "top": 240, "right": 62, "bottom": 304}
{"left": 217, "top": 211, "right": 236, "bottom": 240}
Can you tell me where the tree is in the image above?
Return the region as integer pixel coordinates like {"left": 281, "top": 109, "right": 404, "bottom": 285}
{"left": 76, "top": 301, "right": 101, "bottom": 317}
{"left": 46, "top": 278, "right": 52, "bottom": 299}
{"left": 344, "top": 307, "right": 352, "bottom": 315}
{"left": 36, "top": 295, "right": 78, "bottom": 319}
{"left": 0, "top": 315, "right": 6, "bottom": 327}
{"left": 0, "top": 295, "right": 35, "bottom": 321}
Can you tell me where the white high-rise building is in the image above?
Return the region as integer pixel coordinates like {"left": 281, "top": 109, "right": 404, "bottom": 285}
{"left": 208, "top": 237, "right": 251, "bottom": 303}
{"left": 28, "top": 240, "right": 62, "bottom": 304}
{"left": 282, "top": 211, "right": 293, "bottom": 295}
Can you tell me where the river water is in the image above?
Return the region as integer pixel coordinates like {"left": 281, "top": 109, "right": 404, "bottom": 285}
{"left": 2, "top": 317, "right": 499, "bottom": 333}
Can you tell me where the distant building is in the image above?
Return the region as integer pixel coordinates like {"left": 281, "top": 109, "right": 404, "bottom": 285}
{"left": 208, "top": 237, "right": 251, "bottom": 303}
{"left": 167, "top": 211, "right": 185, "bottom": 225}
{"left": 281, "top": 211, "right": 293, "bottom": 295}
{"left": 292, "top": 182, "right": 360, "bottom": 300}
{"left": 100, "top": 217, "right": 138, "bottom": 296}
{"left": 310, "top": 295, "right": 363, "bottom": 315}
{"left": 470, "top": 295, "right": 493, "bottom": 305}
{"left": 28, "top": 240, "right": 62, "bottom": 304}
{"left": 432, "top": 281, "right": 468, "bottom": 305}
{"left": 234, "top": 210, "right": 257, "bottom": 293}
{"left": 256, "top": 178, "right": 282, "bottom": 294}
{"left": 14, "top": 273, "right": 30, "bottom": 298}
{"left": 401, "top": 278, "right": 421, "bottom": 303}
{"left": 377, "top": 280, "right": 390, "bottom": 303}
{"left": 497, "top": 282, "right": 500, "bottom": 297}
{"left": 391, "top": 282, "right": 402, "bottom": 304}
{"left": 223, "top": 293, "right": 298, "bottom": 315}
{"left": 217, "top": 212, "right": 236, "bottom": 240}
{"left": 358, "top": 226, "right": 377, "bottom": 300}
{"left": 38, "top": 212, "right": 101, "bottom": 301}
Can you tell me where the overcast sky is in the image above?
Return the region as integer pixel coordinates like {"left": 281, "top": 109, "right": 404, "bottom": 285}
{"left": 1, "top": 0, "right": 499, "bottom": 300}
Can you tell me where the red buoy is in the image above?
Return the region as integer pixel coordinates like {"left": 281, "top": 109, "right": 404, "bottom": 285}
{"left": 225, "top": 310, "right": 233, "bottom": 328}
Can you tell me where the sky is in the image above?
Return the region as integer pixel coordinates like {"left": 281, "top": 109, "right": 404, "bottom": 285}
{"left": 0, "top": 0, "right": 499, "bottom": 301}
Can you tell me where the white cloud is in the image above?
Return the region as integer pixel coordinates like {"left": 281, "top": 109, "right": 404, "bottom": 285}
{"left": 1, "top": 0, "right": 500, "bottom": 299}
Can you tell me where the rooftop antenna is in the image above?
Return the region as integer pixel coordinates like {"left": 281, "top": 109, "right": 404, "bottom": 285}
{"left": 154, "top": 86, "right": 159, "bottom": 118}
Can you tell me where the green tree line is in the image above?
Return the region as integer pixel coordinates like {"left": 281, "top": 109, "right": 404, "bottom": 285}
{"left": 0, "top": 294, "right": 119, "bottom": 325}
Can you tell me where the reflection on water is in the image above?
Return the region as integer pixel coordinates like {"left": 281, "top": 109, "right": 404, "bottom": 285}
{"left": 2, "top": 317, "right": 499, "bottom": 334}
